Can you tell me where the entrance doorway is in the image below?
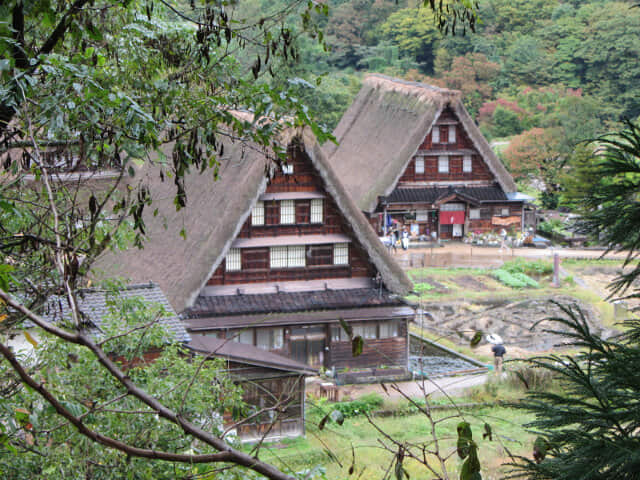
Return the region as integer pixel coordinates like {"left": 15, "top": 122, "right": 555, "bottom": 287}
{"left": 290, "top": 326, "right": 325, "bottom": 368}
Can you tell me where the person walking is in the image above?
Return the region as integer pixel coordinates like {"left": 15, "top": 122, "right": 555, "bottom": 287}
{"left": 492, "top": 342, "right": 506, "bottom": 375}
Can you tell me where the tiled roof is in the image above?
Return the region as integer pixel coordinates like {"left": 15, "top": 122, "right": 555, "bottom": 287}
{"left": 42, "top": 283, "right": 190, "bottom": 343}
{"left": 188, "top": 336, "right": 317, "bottom": 375}
{"left": 184, "top": 287, "right": 405, "bottom": 318}
{"left": 185, "top": 305, "right": 415, "bottom": 330}
{"left": 384, "top": 186, "right": 508, "bottom": 204}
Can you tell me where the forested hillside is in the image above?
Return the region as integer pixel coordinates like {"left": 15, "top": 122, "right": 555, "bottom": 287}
{"left": 252, "top": 0, "right": 640, "bottom": 209}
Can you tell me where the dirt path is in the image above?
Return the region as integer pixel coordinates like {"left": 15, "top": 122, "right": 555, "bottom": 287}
{"left": 391, "top": 243, "right": 628, "bottom": 269}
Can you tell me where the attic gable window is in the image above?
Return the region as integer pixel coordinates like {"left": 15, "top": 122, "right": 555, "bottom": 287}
{"left": 438, "top": 156, "right": 449, "bottom": 173}
{"left": 310, "top": 198, "right": 323, "bottom": 223}
{"left": 463, "top": 155, "right": 472, "bottom": 173}
{"left": 448, "top": 125, "right": 456, "bottom": 143}
{"left": 282, "top": 163, "right": 294, "bottom": 175}
{"left": 333, "top": 243, "right": 349, "bottom": 265}
{"left": 415, "top": 157, "right": 425, "bottom": 174}
{"left": 251, "top": 201, "right": 265, "bottom": 226}
{"left": 225, "top": 248, "right": 241, "bottom": 271}
{"left": 431, "top": 126, "right": 440, "bottom": 144}
{"left": 280, "top": 200, "right": 295, "bottom": 224}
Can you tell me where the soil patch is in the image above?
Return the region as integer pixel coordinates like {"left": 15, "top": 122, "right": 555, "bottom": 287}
{"left": 450, "top": 275, "right": 493, "bottom": 291}
{"left": 418, "top": 295, "right": 618, "bottom": 354}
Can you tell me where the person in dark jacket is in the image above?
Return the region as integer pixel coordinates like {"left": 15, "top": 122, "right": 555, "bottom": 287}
{"left": 492, "top": 343, "right": 506, "bottom": 374}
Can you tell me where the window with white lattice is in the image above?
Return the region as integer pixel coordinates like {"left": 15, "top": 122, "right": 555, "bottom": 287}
{"left": 432, "top": 126, "right": 440, "bottom": 143}
{"left": 251, "top": 201, "right": 264, "bottom": 226}
{"left": 448, "top": 125, "right": 457, "bottom": 143}
{"left": 256, "top": 328, "right": 284, "bottom": 350}
{"left": 463, "top": 155, "right": 472, "bottom": 173}
{"left": 415, "top": 157, "right": 425, "bottom": 174}
{"left": 270, "top": 245, "right": 306, "bottom": 268}
{"left": 288, "top": 245, "right": 306, "bottom": 268}
{"left": 469, "top": 209, "right": 481, "bottom": 220}
{"left": 333, "top": 243, "right": 349, "bottom": 265}
{"left": 438, "top": 156, "right": 449, "bottom": 173}
{"left": 270, "top": 246, "right": 288, "bottom": 268}
{"left": 280, "top": 200, "right": 295, "bottom": 224}
{"left": 310, "top": 198, "right": 323, "bottom": 224}
{"left": 379, "top": 321, "right": 399, "bottom": 338}
{"left": 225, "top": 248, "right": 241, "bottom": 271}
{"left": 282, "top": 163, "right": 294, "bottom": 175}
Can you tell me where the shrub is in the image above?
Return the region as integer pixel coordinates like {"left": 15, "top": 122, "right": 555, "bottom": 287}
{"left": 332, "top": 393, "right": 384, "bottom": 418}
{"left": 414, "top": 282, "right": 434, "bottom": 293}
{"left": 501, "top": 258, "right": 552, "bottom": 276}
{"left": 493, "top": 268, "right": 540, "bottom": 288}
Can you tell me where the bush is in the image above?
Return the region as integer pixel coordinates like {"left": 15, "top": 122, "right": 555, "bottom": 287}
{"left": 506, "top": 364, "right": 556, "bottom": 392}
{"left": 493, "top": 268, "right": 540, "bottom": 288}
{"left": 332, "top": 393, "right": 384, "bottom": 418}
{"left": 414, "top": 282, "right": 434, "bottom": 293}
{"left": 501, "top": 258, "right": 552, "bottom": 276}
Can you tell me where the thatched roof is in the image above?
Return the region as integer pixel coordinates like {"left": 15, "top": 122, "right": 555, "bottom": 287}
{"left": 94, "top": 127, "right": 412, "bottom": 313}
{"left": 324, "top": 74, "right": 517, "bottom": 213}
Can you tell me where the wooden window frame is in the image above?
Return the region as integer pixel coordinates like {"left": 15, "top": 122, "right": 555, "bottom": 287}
{"left": 448, "top": 125, "right": 456, "bottom": 143}
{"left": 225, "top": 248, "right": 241, "bottom": 271}
{"left": 432, "top": 126, "right": 440, "bottom": 144}
{"left": 251, "top": 201, "right": 265, "bottom": 226}
{"left": 438, "top": 156, "right": 449, "bottom": 173}
{"left": 333, "top": 243, "right": 349, "bottom": 265}
{"left": 415, "top": 157, "right": 425, "bottom": 174}
{"left": 463, "top": 155, "right": 472, "bottom": 173}
{"left": 280, "top": 199, "right": 295, "bottom": 224}
{"left": 310, "top": 198, "right": 323, "bottom": 224}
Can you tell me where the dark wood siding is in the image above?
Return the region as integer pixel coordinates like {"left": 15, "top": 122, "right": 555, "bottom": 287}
{"left": 328, "top": 319, "right": 408, "bottom": 369}
{"left": 209, "top": 144, "right": 378, "bottom": 286}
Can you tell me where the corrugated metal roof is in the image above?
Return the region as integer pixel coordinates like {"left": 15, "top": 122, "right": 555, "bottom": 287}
{"left": 188, "top": 336, "right": 317, "bottom": 375}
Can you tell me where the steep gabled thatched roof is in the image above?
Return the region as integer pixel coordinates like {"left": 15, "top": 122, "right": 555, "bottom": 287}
{"left": 94, "top": 127, "right": 412, "bottom": 313}
{"left": 324, "top": 74, "right": 517, "bottom": 213}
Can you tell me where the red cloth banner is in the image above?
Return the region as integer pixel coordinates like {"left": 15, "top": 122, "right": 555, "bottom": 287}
{"left": 440, "top": 211, "right": 465, "bottom": 224}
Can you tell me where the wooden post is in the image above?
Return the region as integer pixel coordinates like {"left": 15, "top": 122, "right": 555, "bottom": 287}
{"left": 553, "top": 253, "right": 560, "bottom": 287}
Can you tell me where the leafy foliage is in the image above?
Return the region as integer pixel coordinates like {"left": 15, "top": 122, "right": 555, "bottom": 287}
{"left": 492, "top": 269, "right": 540, "bottom": 289}
{"left": 508, "top": 304, "right": 640, "bottom": 479}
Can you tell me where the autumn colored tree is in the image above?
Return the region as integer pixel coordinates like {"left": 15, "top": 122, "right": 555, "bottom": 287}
{"left": 503, "top": 128, "right": 564, "bottom": 208}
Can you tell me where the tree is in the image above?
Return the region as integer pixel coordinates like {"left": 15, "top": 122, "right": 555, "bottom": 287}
{"left": 574, "top": 120, "right": 640, "bottom": 296}
{"left": 508, "top": 303, "right": 640, "bottom": 479}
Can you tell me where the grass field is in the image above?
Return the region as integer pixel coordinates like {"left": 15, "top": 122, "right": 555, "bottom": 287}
{"left": 257, "top": 383, "right": 537, "bottom": 480}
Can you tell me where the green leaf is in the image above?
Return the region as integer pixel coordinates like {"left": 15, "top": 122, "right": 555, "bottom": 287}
{"left": 339, "top": 318, "right": 352, "bottom": 338}
{"left": 482, "top": 423, "right": 492, "bottom": 441}
{"left": 457, "top": 421, "right": 473, "bottom": 459}
{"left": 533, "top": 436, "right": 549, "bottom": 463}
{"left": 352, "top": 335, "right": 364, "bottom": 357}
{"left": 470, "top": 331, "right": 483, "bottom": 347}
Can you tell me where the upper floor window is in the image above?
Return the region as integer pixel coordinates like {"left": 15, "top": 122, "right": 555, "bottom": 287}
{"left": 353, "top": 324, "right": 377, "bottom": 340}
{"left": 310, "top": 198, "right": 323, "bottom": 224}
{"left": 415, "top": 157, "right": 425, "bottom": 174}
{"left": 469, "top": 208, "right": 481, "bottom": 220}
{"left": 500, "top": 208, "right": 510, "bottom": 217}
{"left": 438, "top": 156, "right": 449, "bottom": 173}
{"left": 379, "top": 320, "right": 399, "bottom": 338}
{"left": 280, "top": 200, "right": 295, "bottom": 224}
{"left": 333, "top": 243, "right": 349, "bottom": 265}
{"left": 431, "top": 126, "right": 440, "bottom": 144}
{"left": 448, "top": 125, "right": 457, "bottom": 143}
{"left": 231, "top": 328, "right": 254, "bottom": 345}
{"left": 225, "top": 248, "right": 241, "bottom": 271}
{"left": 282, "top": 163, "right": 294, "bottom": 175}
{"left": 270, "top": 245, "right": 306, "bottom": 268}
{"left": 251, "top": 201, "right": 265, "bottom": 226}
{"left": 463, "top": 155, "right": 472, "bottom": 173}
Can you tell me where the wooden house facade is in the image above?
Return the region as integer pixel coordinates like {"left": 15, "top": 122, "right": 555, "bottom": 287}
{"left": 324, "top": 75, "right": 534, "bottom": 240}
{"left": 97, "top": 127, "right": 414, "bottom": 381}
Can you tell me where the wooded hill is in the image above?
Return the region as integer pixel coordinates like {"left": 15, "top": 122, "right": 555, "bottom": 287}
{"left": 249, "top": 0, "right": 640, "bottom": 210}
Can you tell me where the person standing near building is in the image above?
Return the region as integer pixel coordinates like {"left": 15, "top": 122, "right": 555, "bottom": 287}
{"left": 401, "top": 227, "right": 410, "bottom": 250}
